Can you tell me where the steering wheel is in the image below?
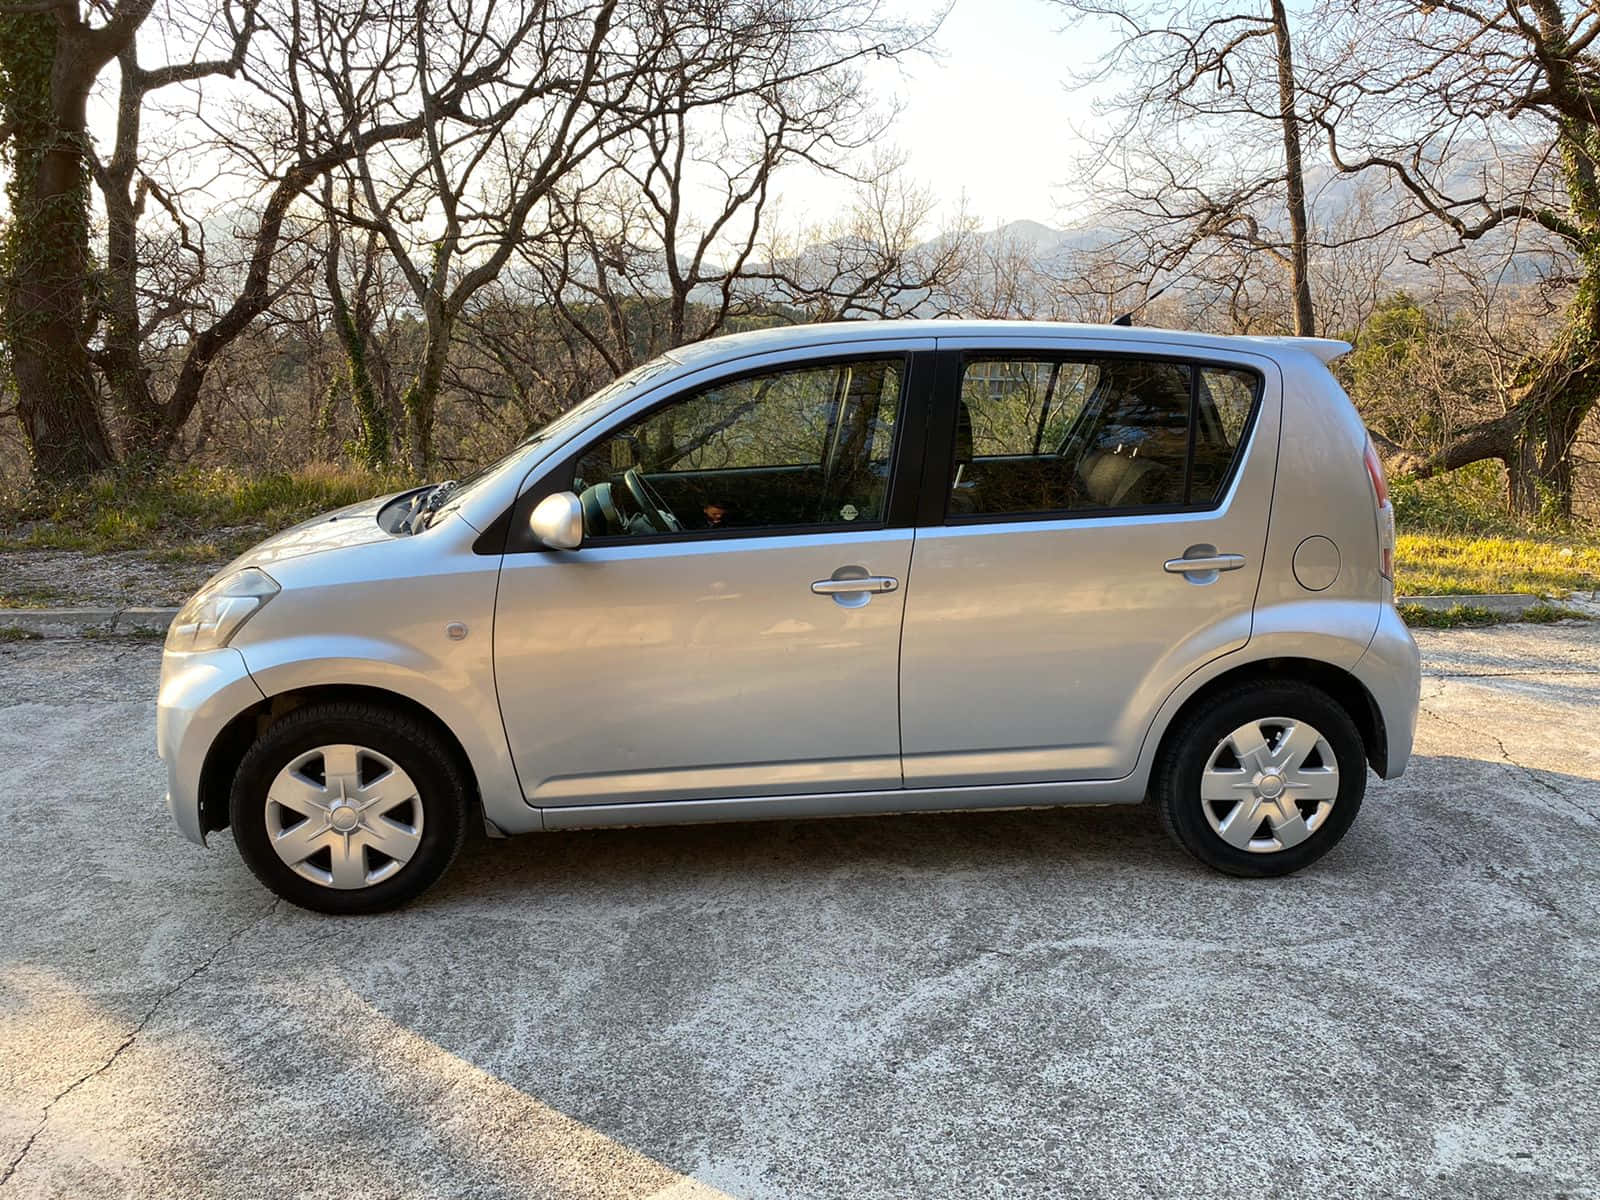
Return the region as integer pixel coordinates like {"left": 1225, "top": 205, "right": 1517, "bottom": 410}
{"left": 622, "top": 467, "right": 680, "bottom": 532}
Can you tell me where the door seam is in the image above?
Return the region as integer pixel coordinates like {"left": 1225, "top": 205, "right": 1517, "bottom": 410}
{"left": 894, "top": 527, "right": 917, "bottom": 787}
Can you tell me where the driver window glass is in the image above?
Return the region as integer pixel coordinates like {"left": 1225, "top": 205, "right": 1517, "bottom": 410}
{"left": 574, "top": 358, "right": 903, "bottom": 537}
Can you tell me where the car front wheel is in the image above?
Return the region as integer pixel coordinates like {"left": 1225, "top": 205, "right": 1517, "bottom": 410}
{"left": 229, "top": 702, "right": 468, "bottom": 914}
{"left": 1155, "top": 681, "right": 1366, "bottom": 877}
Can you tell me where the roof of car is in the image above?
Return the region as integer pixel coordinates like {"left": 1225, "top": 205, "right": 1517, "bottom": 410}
{"left": 669, "top": 319, "right": 1352, "bottom": 367}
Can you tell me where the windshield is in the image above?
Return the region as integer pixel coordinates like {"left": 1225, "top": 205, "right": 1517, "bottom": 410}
{"left": 439, "top": 357, "right": 678, "bottom": 510}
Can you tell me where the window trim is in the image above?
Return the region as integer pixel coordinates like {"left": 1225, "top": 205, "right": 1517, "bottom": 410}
{"left": 931, "top": 348, "right": 1264, "bottom": 528}
{"left": 496, "top": 349, "right": 927, "bottom": 553}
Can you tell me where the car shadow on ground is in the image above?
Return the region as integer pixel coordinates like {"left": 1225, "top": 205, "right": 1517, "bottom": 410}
{"left": 423, "top": 743, "right": 1598, "bottom": 913}
{"left": 436, "top": 798, "right": 1186, "bottom": 905}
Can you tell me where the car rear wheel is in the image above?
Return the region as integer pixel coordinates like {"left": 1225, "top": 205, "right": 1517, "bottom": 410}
{"left": 229, "top": 702, "right": 468, "bottom": 914}
{"left": 1155, "top": 681, "right": 1366, "bottom": 877}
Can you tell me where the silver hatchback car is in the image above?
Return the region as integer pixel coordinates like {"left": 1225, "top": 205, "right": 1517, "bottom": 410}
{"left": 159, "top": 320, "right": 1420, "bottom": 913}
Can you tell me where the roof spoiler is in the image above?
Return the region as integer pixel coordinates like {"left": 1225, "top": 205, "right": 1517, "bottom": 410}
{"left": 1255, "top": 336, "right": 1352, "bottom": 364}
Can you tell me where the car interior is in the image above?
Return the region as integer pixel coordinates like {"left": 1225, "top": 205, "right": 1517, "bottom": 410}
{"left": 572, "top": 360, "right": 902, "bottom": 536}
{"left": 950, "top": 357, "right": 1256, "bottom": 516}
{"left": 566, "top": 352, "right": 1257, "bottom": 537}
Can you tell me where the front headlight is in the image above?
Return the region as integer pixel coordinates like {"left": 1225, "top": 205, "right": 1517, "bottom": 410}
{"left": 165, "top": 567, "right": 280, "bottom": 652}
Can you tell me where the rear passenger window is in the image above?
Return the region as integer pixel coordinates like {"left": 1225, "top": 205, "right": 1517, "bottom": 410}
{"left": 950, "top": 355, "right": 1259, "bottom": 518}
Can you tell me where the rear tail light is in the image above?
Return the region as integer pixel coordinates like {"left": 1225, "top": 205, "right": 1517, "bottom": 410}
{"left": 1363, "top": 436, "right": 1395, "bottom": 581}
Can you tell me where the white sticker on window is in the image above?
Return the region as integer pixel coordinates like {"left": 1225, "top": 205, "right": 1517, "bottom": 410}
{"left": 840, "top": 504, "right": 859, "bottom": 522}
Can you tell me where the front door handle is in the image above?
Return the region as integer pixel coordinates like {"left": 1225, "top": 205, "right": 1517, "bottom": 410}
{"left": 1163, "top": 554, "right": 1245, "bottom": 574}
{"left": 812, "top": 576, "right": 899, "bottom": 595}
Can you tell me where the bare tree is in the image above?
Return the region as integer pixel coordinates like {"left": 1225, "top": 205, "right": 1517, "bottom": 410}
{"left": 1051, "top": 0, "right": 1328, "bottom": 336}
{"left": 88, "top": 1, "right": 259, "bottom": 459}
{"left": 324, "top": 0, "right": 921, "bottom": 472}
{"left": 526, "top": 8, "right": 904, "bottom": 376}
{"left": 320, "top": 177, "right": 398, "bottom": 468}
{"left": 1310, "top": 0, "right": 1600, "bottom": 516}
{"left": 1, "top": 0, "right": 446, "bottom": 475}
{"left": 746, "top": 165, "right": 975, "bottom": 321}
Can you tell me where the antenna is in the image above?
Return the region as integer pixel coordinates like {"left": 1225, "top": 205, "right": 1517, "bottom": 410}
{"left": 1108, "top": 239, "right": 1242, "bottom": 326}
{"left": 1112, "top": 283, "right": 1169, "bottom": 327}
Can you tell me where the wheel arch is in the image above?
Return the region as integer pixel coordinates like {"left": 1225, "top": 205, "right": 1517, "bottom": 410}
{"left": 1150, "top": 657, "right": 1388, "bottom": 786}
{"left": 197, "top": 685, "right": 482, "bottom": 836}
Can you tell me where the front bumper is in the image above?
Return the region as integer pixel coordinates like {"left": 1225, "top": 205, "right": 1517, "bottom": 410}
{"left": 1352, "top": 602, "right": 1422, "bottom": 779}
{"left": 157, "top": 646, "right": 265, "bottom": 845}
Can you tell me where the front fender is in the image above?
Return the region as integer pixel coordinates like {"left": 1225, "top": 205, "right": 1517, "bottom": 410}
{"left": 237, "top": 633, "right": 528, "bottom": 831}
{"left": 158, "top": 647, "right": 267, "bottom": 846}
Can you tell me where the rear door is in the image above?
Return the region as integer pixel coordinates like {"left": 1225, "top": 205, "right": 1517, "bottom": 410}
{"left": 898, "top": 337, "right": 1281, "bottom": 787}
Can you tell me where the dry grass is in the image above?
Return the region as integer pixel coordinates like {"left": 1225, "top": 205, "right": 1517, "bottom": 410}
{"left": 0, "top": 465, "right": 416, "bottom": 558}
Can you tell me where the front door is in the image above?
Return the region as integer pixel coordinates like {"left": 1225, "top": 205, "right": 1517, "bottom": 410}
{"left": 899, "top": 341, "right": 1281, "bottom": 786}
{"left": 494, "top": 352, "right": 920, "bottom": 807}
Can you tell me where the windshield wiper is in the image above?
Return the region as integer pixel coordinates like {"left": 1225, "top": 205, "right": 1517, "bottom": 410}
{"left": 411, "top": 480, "right": 457, "bottom": 531}
{"left": 395, "top": 480, "right": 453, "bottom": 535}
{"left": 401, "top": 434, "right": 549, "bottom": 533}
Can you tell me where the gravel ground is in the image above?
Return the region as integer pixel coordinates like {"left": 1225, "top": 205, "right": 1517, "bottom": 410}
{"left": 0, "top": 550, "right": 225, "bottom": 608}
{"left": 1, "top": 624, "right": 1597, "bottom": 1199}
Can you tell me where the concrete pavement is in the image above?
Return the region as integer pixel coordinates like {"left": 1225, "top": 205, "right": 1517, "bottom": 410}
{"left": 1, "top": 624, "right": 1597, "bottom": 1198}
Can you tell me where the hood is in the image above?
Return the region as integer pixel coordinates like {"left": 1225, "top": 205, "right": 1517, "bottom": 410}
{"left": 223, "top": 493, "right": 399, "bottom": 574}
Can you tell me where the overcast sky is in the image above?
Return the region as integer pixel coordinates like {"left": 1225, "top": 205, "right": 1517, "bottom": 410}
{"left": 765, "top": 0, "right": 1113, "bottom": 232}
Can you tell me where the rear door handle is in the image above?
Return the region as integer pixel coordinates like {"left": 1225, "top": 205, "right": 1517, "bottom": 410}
{"left": 1164, "top": 554, "right": 1245, "bottom": 574}
{"left": 812, "top": 576, "right": 899, "bottom": 595}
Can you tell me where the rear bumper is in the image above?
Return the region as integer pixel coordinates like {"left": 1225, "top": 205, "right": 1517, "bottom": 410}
{"left": 157, "top": 647, "right": 265, "bottom": 845}
{"left": 1352, "top": 603, "right": 1421, "bottom": 778}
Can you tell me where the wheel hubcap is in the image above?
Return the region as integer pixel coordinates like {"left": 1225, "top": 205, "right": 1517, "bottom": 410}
{"left": 264, "top": 744, "right": 424, "bottom": 889}
{"left": 1200, "top": 717, "right": 1338, "bottom": 853}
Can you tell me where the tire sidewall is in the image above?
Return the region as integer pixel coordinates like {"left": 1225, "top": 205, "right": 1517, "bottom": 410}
{"left": 1163, "top": 684, "right": 1367, "bottom": 877}
{"left": 230, "top": 708, "right": 465, "bottom": 914}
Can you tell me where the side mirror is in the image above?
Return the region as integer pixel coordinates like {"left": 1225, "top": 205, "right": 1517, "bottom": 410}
{"left": 529, "top": 491, "right": 584, "bottom": 550}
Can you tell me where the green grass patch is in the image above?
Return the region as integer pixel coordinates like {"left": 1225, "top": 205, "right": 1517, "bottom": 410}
{"left": 0, "top": 464, "right": 417, "bottom": 558}
{"left": 1388, "top": 461, "right": 1546, "bottom": 538}
{"left": 1395, "top": 532, "right": 1600, "bottom": 599}
{"left": 1399, "top": 601, "right": 1587, "bottom": 629}
{"left": 0, "top": 626, "right": 42, "bottom": 642}
{"left": 1397, "top": 603, "right": 1502, "bottom": 629}
{"left": 0, "top": 584, "right": 66, "bottom": 609}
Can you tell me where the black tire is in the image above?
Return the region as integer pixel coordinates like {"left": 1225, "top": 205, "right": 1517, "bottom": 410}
{"left": 229, "top": 701, "right": 468, "bottom": 914}
{"left": 1155, "top": 681, "right": 1367, "bottom": 878}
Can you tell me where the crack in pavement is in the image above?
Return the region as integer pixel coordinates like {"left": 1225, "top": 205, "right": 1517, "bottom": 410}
{"left": 1418, "top": 702, "right": 1599, "bottom": 825}
{"left": 1417, "top": 701, "right": 1593, "bottom": 919}
{"left": 0, "top": 897, "right": 283, "bottom": 1189}
{"left": 1425, "top": 669, "right": 1600, "bottom": 679}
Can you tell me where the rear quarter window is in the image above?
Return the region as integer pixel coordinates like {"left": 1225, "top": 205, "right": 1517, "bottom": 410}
{"left": 1189, "top": 366, "right": 1262, "bottom": 504}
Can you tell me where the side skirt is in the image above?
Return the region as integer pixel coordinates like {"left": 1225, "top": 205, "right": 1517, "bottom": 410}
{"left": 527, "top": 776, "right": 1147, "bottom": 833}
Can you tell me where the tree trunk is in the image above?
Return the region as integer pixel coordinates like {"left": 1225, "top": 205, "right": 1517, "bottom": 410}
{"left": 404, "top": 315, "right": 451, "bottom": 474}
{"left": 1535, "top": 390, "right": 1590, "bottom": 518}
{"left": 99, "top": 173, "right": 163, "bottom": 456}
{"left": 1, "top": 11, "right": 118, "bottom": 482}
{"left": 1506, "top": 440, "right": 1541, "bottom": 516}
{"left": 1370, "top": 331, "right": 1599, "bottom": 520}
{"left": 325, "top": 219, "right": 390, "bottom": 468}
{"left": 1268, "top": 0, "right": 1315, "bottom": 338}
